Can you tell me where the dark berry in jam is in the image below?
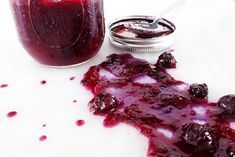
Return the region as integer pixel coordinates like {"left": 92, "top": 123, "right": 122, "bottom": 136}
{"left": 217, "top": 95, "right": 235, "bottom": 114}
{"left": 82, "top": 53, "right": 235, "bottom": 157}
{"left": 10, "top": 0, "right": 105, "bottom": 66}
{"left": 188, "top": 83, "right": 208, "bottom": 99}
{"left": 89, "top": 92, "right": 119, "bottom": 115}
{"left": 155, "top": 52, "right": 177, "bottom": 68}
{"left": 180, "top": 123, "right": 218, "bottom": 153}
{"left": 227, "top": 143, "right": 235, "bottom": 157}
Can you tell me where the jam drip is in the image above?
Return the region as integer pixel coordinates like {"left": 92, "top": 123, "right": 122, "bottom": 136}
{"left": 81, "top": 52, "right": 235, "bottom": 157}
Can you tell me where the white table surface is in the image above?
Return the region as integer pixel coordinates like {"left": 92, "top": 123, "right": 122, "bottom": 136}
{"left": 0, "top": 0, "right": 235, "bottom": 157}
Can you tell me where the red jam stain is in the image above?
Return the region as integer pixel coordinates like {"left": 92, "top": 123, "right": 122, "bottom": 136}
{"left": 70, "top": 77, "right": 76, "bottom": 81}
{"left": 7, "top": 111, "right": 17, "bottom": 118}
{"left": 39, "top": 135, "right": 47, "bottom": 141}
{"left": 75, "top": 120, "right": 85, "bottom": 127}
{"left": 81, "top": 52, "right": 235, "bottom": 157}
{"left": 11, "top": 0, "right": 105, "bottom": 66}
{"left": 40, "top": 80, "right": 47, "bottom": 85}
{"left": 0, "top": 84, "right": 8, "bottom": 88}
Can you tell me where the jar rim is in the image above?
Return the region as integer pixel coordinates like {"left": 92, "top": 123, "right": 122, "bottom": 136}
{"left": 108, "top": 15, "right": 176, "bottom": 52}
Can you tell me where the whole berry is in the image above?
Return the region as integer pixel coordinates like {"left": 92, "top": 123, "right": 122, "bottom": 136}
{"left": 181, "top": 123, "right": 218, "bottom": 152}
{"left": 188, "top": 83, "right": 208, "bottom": 98}
{"left": 217, "top": 95, "right": 235, "bottom": 115}
{"left": 156, "top": 52, "right": 177, "bottom": 68}
{"left": 227, "top": 143, "right": 235, "bottom": 157}
{"left": 89, "top": 92, "right": 119, "bottom": 115}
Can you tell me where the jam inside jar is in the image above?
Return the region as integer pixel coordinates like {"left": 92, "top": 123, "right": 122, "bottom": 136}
{"left": 10, "top": 0, "right": 105, "bottom": 66}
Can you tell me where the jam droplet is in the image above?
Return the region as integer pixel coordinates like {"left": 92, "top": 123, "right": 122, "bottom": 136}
{"left": 0, "top": 84, "right": 8, "bottom": 88}
{"left": 40, "top": 80, "right": 47, "bottom": 85}
{"left": 39, "top": 135, "right": 47, "bottom": 141}
{"left": 42, "top": 124, "right": 47, "bottom": 127}
{"left": 7, "top": 111, "right": 17, "bottom": 118}
{"left": 70, "top": 77, "right": 76, "bottom": 81}
{"left": 73, "top": 100, "right": 77, "bottom": 103}
{"left": 75, "top": 120, "right": 85, "bottom": 127}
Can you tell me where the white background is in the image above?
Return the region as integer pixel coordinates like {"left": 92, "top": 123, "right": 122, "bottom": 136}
{"left": 0, "top": 0, "right": 235, "bottom": 157}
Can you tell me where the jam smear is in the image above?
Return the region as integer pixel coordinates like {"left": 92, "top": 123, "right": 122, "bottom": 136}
{"left": 82, "top": 53, "right": 235, "bottom": 157}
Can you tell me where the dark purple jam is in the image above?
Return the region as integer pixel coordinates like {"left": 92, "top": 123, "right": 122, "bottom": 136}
{"left": 81, "top": 53, "right": 235, "bottom": 157}
{"left": 156, "top": 51, "right": 177, "bottom": 68}
{"left": 188, "top": 83, "right": 208, "bottom": 99}
{"left": 11, "top": 0, "right": 104, "bottom": 66}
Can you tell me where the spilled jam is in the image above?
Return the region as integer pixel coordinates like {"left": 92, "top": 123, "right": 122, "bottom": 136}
{"left": 81, "top": 52, "right": 235, "bottom": 157}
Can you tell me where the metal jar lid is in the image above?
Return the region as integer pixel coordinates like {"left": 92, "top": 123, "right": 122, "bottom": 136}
{"left": 108, "top": 15, "right": 176, "bottom": 52}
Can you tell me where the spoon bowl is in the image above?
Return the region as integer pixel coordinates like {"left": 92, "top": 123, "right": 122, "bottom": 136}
{"left": 125, "top": 0, "right": 185, "bottom": 38}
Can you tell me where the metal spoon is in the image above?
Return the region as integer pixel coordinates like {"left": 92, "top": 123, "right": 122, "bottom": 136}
{"left": 125, "top": 0, "right": 185, "bottom": 38}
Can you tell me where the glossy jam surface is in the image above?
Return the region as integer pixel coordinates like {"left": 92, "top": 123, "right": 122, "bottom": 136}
{"left": 11, "top": 0, "right": 105, "bottom": 66}
{"left": 82, "top": 53, "right": 235, "bottom": 157}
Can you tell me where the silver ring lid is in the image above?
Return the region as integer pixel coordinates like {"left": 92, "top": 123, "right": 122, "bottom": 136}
{"left": 108, "top": 15, "right": 176, "bottom": 52}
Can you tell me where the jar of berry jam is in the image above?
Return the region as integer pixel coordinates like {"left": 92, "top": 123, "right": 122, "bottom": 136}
{"left": 10, "top": 0, "right": 105, "bottom": 67}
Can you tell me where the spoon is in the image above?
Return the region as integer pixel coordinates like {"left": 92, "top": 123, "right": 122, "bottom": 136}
{"left": 125, "top": 0, "right": 185, "bottom": 38}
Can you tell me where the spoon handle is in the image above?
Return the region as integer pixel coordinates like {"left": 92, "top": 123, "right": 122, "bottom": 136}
{"left": 152, "top": 0, "right": 186, "bottom": 24}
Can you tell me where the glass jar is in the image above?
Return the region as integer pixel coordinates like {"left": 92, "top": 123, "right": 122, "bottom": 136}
{"left": 10, "top": 0, "right": 105, "bottom": 67}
